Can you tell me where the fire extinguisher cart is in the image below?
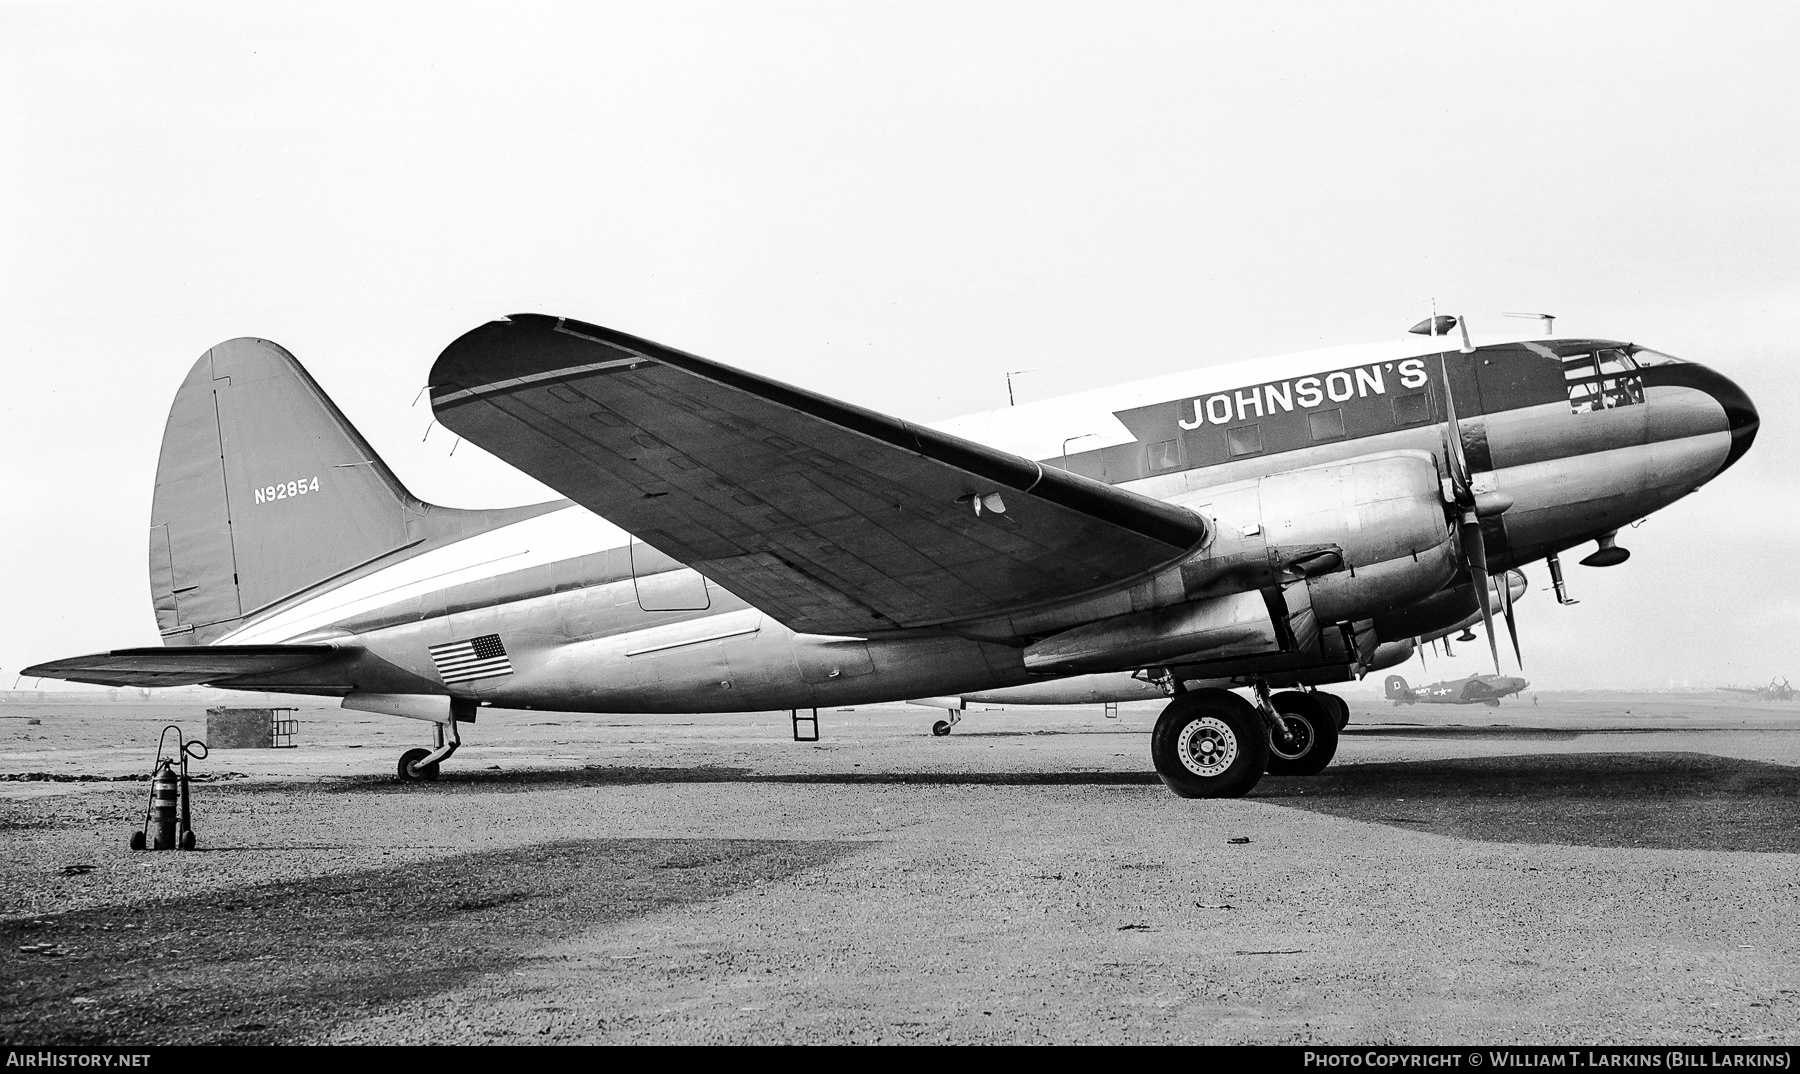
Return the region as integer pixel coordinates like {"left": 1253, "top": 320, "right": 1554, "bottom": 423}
{"left": 129, "top": 725, "right": 208, "bottom": 851}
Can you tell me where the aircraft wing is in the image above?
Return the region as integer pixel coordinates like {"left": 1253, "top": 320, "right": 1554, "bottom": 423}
{"left": 22, "top": 645, "right": 340, "bottom": 688}
{"left": 430, "top": 315, "right": 1207, "bottom": 635}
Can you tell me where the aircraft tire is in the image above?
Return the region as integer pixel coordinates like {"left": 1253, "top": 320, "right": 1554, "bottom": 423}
{"left": 1266, "top": 692, "right": 1339, "bottom": 776}
{"left": 396, "top": 748, "right": 439, "bottom": 782}
{"left": 1319, "top": 691, "right": 1351, "bottom": 730}
{"left": 1150, "top": 690, "right": 1268, "bottom": 799}
{"left": 931, "top": 720, "right": 953, "bottom": 737}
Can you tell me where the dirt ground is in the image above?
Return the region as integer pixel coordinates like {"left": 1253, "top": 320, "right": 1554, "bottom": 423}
{"left": 2, "top": 690, "right": 1797, "bottom": 1045}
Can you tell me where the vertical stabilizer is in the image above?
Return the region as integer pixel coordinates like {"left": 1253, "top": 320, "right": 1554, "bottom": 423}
{"left": 1383, "top": 674, "right": 1412, "bottom": 701}
{"left": 151, "top": 337, "right": 558, "bottom": 644}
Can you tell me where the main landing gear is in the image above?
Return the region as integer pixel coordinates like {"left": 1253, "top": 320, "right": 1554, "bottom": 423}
{"left": 1149, "top": 686, "right": 1347, "bottom": 797}
{"left": 1264, "top": 690, "right": 1340, "bottom": 777}
{"left": 1316, "top": 692, "right": 1350, "bottom": 731}
{"left": 1150, "top": 690, "right": 1268, "bottom": 798}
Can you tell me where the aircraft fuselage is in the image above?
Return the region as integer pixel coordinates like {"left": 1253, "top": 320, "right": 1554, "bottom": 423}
{"left": 200, "top": 334, "right": 1754, "bottom": 715}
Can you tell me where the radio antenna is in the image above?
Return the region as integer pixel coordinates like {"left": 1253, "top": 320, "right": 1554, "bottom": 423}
{"left": 1503, "top": 311, "right": 1556, "bottom": 335}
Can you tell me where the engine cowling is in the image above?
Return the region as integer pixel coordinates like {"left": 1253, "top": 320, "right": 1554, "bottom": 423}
{"left": 1176, "top": 449, "right": 1458, "bottom": 624}
{"left": 1373, "top": 570, "right": 1526, "bottom": 642}
{"left": 1017, "top": 451, "right": 1457, "bottom": 676}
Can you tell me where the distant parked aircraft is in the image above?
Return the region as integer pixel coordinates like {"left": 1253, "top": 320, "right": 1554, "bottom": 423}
{"left": 1719, "top": 677, "right": 1795, "bottom": 702}
{"left": 1385, "top": 673, "right": 1529, "bottom": 707}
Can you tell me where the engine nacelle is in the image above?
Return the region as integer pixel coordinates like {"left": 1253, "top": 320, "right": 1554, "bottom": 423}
{"left": 1015, "top": 451, "right": 1457, "bottom": 677}
{"left": 1373, "top": 569, "right": 1526, "bottom": 642}
{"left": 1175, "top": 450, "right": 1458, "bottom": 624}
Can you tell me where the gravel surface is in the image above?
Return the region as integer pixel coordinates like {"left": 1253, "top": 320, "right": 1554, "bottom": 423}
{"left": 2, "top": 692, "right": 1797, "bottom": 1045}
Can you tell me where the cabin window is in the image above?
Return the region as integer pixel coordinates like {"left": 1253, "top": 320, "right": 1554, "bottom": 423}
{"left": 1148, "top": 439, "right": 1180, "bottom": 471}
{"left": 1307, "top": 408, "right": 1345, "bottom": 441}
{"left": 1392, "top": 393, "right": 1430, "bottom": 425}
{"left": 1563, "top": 348, "right": 1643, "bottom": 414}
{"left": 1227, "top": 424, "right": 1263, "bottom": 457}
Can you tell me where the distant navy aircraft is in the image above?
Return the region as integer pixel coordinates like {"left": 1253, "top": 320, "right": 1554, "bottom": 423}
{"left": 1719, "top": 677, "right": 1795, "bottom": 702}
{"left": 1385, "top": 673, "right": 1530, "bottom": 706}
{"left": 24, "top": 313, "right": 1756, "bottom": 799}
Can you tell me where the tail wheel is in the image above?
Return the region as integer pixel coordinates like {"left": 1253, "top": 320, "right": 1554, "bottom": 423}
{"left": 1150, "top": 690, "right": 1269, "bottom": 799}
{"left": 397, "top": 747, "right": 439, "bottom": 782}
{"left": 1266, "top": 691, "right": 1340, "bottom": 776}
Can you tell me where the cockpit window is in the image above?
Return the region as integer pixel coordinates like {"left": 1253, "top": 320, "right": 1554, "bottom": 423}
{"left": 1629, "top": 348, "right": 1679, "bottom": 366}
{"left": 1563, "top": 347, "right": 1643, "bottom": 413}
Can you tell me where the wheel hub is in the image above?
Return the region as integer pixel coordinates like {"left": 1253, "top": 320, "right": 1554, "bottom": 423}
{"left": 1176, "top": 716, "right": 1239, "bottom": 778}
{"left": 1269, "top": 715, "right": 1314, "bottom": 761}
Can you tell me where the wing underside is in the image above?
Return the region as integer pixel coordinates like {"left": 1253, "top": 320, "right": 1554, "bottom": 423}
{"left": 430, "top": 315, "right": 1207, "bottom": 635}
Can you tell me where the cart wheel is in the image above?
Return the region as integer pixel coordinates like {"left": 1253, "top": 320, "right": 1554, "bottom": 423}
{"left": 129, "top": 830, "right": 146, "bottom": 851}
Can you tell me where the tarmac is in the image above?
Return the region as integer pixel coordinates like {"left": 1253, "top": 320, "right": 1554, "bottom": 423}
{"left": 2, "top": 691, "right": 1797, "bottom": 1045}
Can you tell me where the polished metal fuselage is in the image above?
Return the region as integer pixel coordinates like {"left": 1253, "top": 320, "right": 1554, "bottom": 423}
{"left": 226, "top": 338, "right": 1755, "bottom": 713}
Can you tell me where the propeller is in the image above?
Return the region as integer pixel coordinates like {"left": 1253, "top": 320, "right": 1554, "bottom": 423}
{"left": 1497, "top": 569, "right": 1523, "bottom": 668}
{"left": 1426, "top": 312, "right": 1504, "bottom": 675}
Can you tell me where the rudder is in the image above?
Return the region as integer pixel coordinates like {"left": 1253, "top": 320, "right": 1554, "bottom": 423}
{"left": 1383, "top": 674, "right": 1411, "bottom": 700}
{"left": 150, "top": 338, "right": 560, "bottom": 645}
{"left": 152, "top": 338, "right": 424, "bottom": 641}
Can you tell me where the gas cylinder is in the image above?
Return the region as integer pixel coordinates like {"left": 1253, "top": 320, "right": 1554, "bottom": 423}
{"left": 150, "top": 760, "right": 179, "bottom": 850}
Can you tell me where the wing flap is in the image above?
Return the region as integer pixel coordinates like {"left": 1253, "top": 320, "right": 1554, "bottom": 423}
{"left": 430, "top": 315, "right": 1207, "bottom": 634}
{"left": 23, "top": 645, "right": 340, "bottom": 688}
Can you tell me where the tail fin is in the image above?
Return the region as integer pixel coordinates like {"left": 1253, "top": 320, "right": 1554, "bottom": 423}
{"left": 150, "top": 337, "right": 556, "bottom": 643}
{"left": 1383, "top": 674, "right": 1411, "bottom": 700}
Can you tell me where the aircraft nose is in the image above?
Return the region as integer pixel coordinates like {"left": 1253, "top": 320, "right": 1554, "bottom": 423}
{"left": 1687, "top": 362, "right": 1759, "bottom": 473}
{"left": 1641, "top": 357, "right": 1759, "bottom": 475}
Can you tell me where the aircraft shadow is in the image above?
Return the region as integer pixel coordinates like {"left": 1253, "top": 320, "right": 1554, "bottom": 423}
{"left": 233, "top": 766, "right": 1170, "bottom": 794}
{"left": 1257, "top": 751, "right": 1800, "bottom": 852}
{"left": 0, "top": 836, "right": 862, "bottom": 1046}
{"left": 1343, "top": 726, "right": 1587, "bottom": 740}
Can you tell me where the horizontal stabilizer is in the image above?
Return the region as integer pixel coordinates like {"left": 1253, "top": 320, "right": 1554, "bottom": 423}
{"left": 22, "top": 645, "right": 340, "bottom": 688}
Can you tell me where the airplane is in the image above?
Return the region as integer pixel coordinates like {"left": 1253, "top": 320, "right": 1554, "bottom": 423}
{"left": 1384, "top": 672, "right": 1529, "bottom": 707}
{"left": 1719, "top": 677, "right": 1795, "bottom": 702}
{"left": 23, "top": 312, "right": 1758, "bottom": 799}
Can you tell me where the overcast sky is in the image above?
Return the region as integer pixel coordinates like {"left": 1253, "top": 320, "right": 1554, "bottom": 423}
{"left": 3, "top": 1, "right": 1796, "bottom": 694}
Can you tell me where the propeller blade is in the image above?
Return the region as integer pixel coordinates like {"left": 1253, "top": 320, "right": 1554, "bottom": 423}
{"left": 1499, "top": 570, "right": 1523, "bottom": 669}
{"left": 1463, "top": 515, "right": 1501, "bottom": 675}
{"left": 1418, "top": 637, "right": 1428, "bottom": 671}
{"left": 1438, "top": 358, "right": 1473, "bottom": 497}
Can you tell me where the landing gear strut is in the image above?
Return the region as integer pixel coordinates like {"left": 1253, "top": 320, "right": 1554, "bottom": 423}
{"left": 931, "top": 710, "right": 961, "bottom": 737}
{"left": 397, "top": 716, "right": 462, "bottom": 782}
{"left": 1149, "top": 689, "right": 1268, "bottom": 798}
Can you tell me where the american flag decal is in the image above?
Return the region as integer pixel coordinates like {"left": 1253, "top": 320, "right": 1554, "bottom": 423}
{"left": 428, "top": 634, "right": 513, "bottom": 685}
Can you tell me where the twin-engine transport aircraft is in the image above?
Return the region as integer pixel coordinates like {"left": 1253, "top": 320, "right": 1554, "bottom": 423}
{"left": 25, "top": 313, "right": 1758, "bottom": 798}
{"left": 1384, "top": 673, "right": 1530, "bottom": 707}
